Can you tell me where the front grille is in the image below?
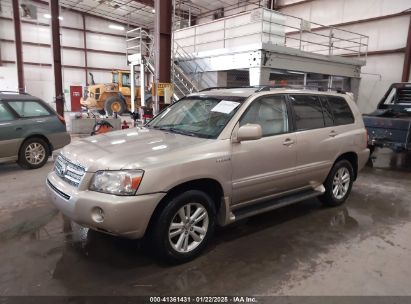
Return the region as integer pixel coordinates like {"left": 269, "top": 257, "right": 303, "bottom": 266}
{"left": 54, "top": 154, "right": 86, "bottom": 188}
{"left": 47, "top": 179, "right": 71, "bottom": 200}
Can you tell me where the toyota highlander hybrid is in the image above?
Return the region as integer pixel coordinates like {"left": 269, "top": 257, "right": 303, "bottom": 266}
{"left": 46, "top": 87, "right": 369, "bottom": 263}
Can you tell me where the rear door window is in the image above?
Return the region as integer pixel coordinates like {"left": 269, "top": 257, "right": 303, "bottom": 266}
{"left": 7, "top": 101, "right": 51, "bottom": 118}
{"left": 0, "top": 103, "right": 15, "bottom": 122}
{"left": 320, "top": 97, "right": 334, "bottom": 127}
{"left": 289, "top": 94, "right": 325, "bottom": 131}
{"left": 326, "top": 96, "right": 354, "bottom": 125}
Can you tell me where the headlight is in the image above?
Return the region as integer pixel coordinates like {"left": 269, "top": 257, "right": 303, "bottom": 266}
{"left": 89, "top": 170, "right": 144, "bottom": 195}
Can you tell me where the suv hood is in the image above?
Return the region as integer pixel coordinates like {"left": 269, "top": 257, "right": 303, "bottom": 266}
{"left": 60, "top": 127, "right": 210, "bottom": 172}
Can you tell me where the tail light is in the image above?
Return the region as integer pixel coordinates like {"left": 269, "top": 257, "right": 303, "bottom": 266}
{"left": 57, "top": 114, "right": 66, "bottom": 126}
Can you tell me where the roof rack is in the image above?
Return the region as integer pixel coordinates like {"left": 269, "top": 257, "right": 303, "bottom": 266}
{"left": 255, "top": 85, "right": 346, "bottom": 94}
{"left": 0, "top": 90, "right": 30, "bottom": 95}
{"left": 199, "top": 85, "right": 346, "bottom": 94}
{"left": 199, "top": 86, "right": 261, "bottom": 92}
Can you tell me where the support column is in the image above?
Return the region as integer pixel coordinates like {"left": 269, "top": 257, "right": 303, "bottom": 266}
{"left": 82, "top": 14, "right": 88, "bottom": 85}
{"left": 130, "top": 63, "right": 135, "bottom": 112}
{"left": 249, "top": 67, "right": 271, "bottom": 86}
{"left": 328, "top": 75, "right": 333, "bottom": 89}
{"left": 12, "top": 0, "right": 24, "bottom": 93}
{"left": 350, "top": 77, "right": 361, "bottom": 102}
{"left": 401, "top": 17, "right": 411, "bottom": 82}
{"left": 50, "top": 0, "right": 64, "bottom": 116}
{"left": 140, "top": 62, "right": 145, "bottom": 106}
{"left": 154, "top": 0, "right": 172, "bottom": 114}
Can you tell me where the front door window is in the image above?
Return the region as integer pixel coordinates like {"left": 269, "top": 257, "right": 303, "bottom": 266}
{"left": 240, "top": 95, "right": 289, "bottom": 136}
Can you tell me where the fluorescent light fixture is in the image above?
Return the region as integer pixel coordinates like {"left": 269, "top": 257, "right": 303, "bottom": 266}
{"left": 43, "top": 14, "right": 63, "bottom": 20}
{"left": 286, "top": 70, "right": 305, "bottom": 75}
{"left": 108, "top": 24, "right": 125, "bottom": 31}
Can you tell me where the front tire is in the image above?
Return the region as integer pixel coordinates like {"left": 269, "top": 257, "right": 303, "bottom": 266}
{"left": 104, "top": 96, "right": 127, "bottom": 116}
{"left": 150, "top": 190, "right": 216, "bottom": 264}
{"left": 18, "top": 138, "right": 49, "bottom": 169}
{"left": 320, "top": 159, "right": 354, "bottom": 207}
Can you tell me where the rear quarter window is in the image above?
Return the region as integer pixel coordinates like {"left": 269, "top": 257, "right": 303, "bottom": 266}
{"left": 8, "top": 101, "right": 51, "bottom": 118}
{"left": 0, "top": 103, "right": 15, "bottom": 121}
{"left": 326, "top": 96, "right": 355, "bottom": 125}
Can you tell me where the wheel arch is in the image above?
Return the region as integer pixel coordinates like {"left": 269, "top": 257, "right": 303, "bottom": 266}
{"left": 117, "top": 92, "right": 127, "bottom": 103}
{"left": 334, "top": 152, "right": 358, "bottom": 180}
{"left": 20, "top": 134, "right": 53, "bottom": 156}
{"left": 147, "top": 178, "right": 224, "bottom": 233}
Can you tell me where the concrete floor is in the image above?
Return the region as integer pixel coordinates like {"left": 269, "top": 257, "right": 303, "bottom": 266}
{"left": 0, "top": 149, "right": 410, "bottom": 296}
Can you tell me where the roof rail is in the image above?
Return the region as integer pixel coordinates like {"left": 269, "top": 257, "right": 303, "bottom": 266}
{"left": 0, "top": 90, "right": 30, "bottom": 95}
{"left": 255, "top": 85, "right": 346, "bottom": 94}
{"left": 199, "top": 85, "right": 346, "bottom": 94}
{"left": 199, "top": 86, "right": 261, "bottom": 92}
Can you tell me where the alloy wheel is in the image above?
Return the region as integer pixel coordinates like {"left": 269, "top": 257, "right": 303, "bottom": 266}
{"left": 25, "top": 143, "right": 46, "bottom": 165}
{"left": 332, "top": 167, "right": 350, "bottom": 200}
{"left": 168, "top": 203, "right": 209, "bottom": 253}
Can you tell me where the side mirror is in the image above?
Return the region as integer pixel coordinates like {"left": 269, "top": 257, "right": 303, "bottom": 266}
{"left": 237, "top": 124, "right": 262, "bottom": 142}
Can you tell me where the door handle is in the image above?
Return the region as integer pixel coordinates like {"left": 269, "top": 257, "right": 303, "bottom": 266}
{"left": 15, "top": 127, "right": 22, "bottom": 131}
{"left": 283, "top": 138, "right": 295, "bottom": 146}
{"left": 329, "top": 130, "right": 338, "bottom": 137}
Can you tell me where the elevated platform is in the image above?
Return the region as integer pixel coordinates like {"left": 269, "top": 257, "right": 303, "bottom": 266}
{"left": 173, "top": 8, "right": 368, "bottom": 95}
{"left": 176, "top": 42, "right": 365, "bottom": 78}
{"left": 126, "top": 8, "right": 369, "bottom": 100}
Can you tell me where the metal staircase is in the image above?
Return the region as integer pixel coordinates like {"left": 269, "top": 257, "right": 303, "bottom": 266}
{"left": 126, "top": 27, "right": 210, "bottom": 101}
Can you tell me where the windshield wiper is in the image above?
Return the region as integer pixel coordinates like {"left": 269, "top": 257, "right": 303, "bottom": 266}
{"left": 168, "top": 128, "right": 196, "bottom": 137}
{"left": 151, "top": 125, "right": 196, "bottom": 137}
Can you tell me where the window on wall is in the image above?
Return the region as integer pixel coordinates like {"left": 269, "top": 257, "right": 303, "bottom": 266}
{"left": 7, "top": 101, "right": 50, "bottom": 118}
{"left": 289, "top": 94, "right": 325, "bottom": 131}
{"left": 240, "top": 95, "right": 289, "bottom": 137}
{"left": 0, "top": 104, "right": 14, "bottom": 122}
{"left": 327, "top": 96, "right": 355, "bottom": 125}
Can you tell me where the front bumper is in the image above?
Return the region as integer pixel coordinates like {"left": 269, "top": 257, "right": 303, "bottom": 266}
{"left": 46, "top": 171, "right": 166, "bottom": 239}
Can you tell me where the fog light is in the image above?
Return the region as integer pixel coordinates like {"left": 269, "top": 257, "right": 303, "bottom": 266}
{"left": 91, "top": 207, "right": 105, "bottom": 223}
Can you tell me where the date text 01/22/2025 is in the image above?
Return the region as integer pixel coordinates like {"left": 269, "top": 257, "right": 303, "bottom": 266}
{"left": 149, "top": 296, "right": 258, "bottom": 303}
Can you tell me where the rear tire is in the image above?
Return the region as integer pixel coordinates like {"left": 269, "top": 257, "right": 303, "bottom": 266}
{"left": 104, "top": 96, "right": 127, "bottom": 116}
{"left": 319, "top": 159, "right": 354, "bottom": 207}
{"left": 18, "top": 137, "right": 49, "bottom": 169}
{"left": 149, "top": 190, "right": 216, "bottom": 264}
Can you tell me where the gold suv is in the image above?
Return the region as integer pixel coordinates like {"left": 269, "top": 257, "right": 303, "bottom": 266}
{"left": 46, "top": 87, "right": 369, "bottom": 263}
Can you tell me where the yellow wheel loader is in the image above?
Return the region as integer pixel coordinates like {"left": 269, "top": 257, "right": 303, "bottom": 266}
{"left": 80, "top": 70, "right": 152, "bottom": 115}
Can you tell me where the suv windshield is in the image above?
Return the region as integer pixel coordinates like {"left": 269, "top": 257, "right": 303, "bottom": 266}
{"left": 147, "top": 97, "right": 245, "bottom": 139}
